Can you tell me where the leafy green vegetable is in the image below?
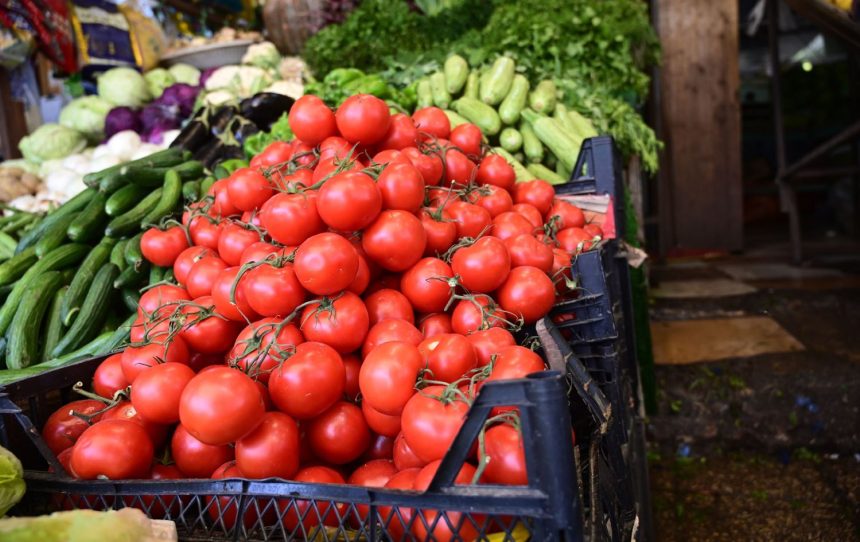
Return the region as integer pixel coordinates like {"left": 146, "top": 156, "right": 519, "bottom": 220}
{"left": 58, "top": 96, "right": 113, "bottom": 143}
{"left": 0, "top": 446, "right": 24, "bottom": 517}
{"left": 243, "top": 112, "right": 294, "bottom": 158}
{"left": 18, "top": 124, "right": 87, "bottom": 164}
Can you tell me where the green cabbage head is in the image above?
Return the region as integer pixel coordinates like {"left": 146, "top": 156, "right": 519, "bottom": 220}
{"left": 58, "top": 96, "right": 113, "bottom": 142}
{"left": 97, "top": 67, "right": 151, "bottom": 107}
{"left": 18, "top": 124, "right": 87, "bottom": 164}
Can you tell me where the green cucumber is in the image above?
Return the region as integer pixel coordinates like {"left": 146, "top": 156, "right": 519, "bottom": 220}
{"left": 141, "top": 170, "right": 182, "bottom": 227}
{"left": 452, "top": 98, "right": 502, "bottom": 137}
{"left": 529, "top": 80, "right": 557, "bottom": 114}
{"left": 429, "top": 72, "right": 451, "bottom": 109}
{"left": 41, "top": 286, "right": 68, "bottom": 362}
{"left": 149, "top": 266, "right": 166, "bottom": 284}
{"left": 16, "top": 189, "right": 95, "bottom": 254}
{"left": 527, "top": 163, "right": 568, "bottom": 185}
{"left": 51, "top": 263, "right": 119, "bottom": 357}
{"left": 0, "top": 231, "right": 17, "bottom": 256}
{"left": 200, "top": 176, "right": 216, "bottom": 195}
{"left": 34, "top": 213, "right": 78, "bottom": 258}
{"left": 520, "top": 121, "right": 544, "bottom": 163}
{"left": 6, "top": 271, "right": 64, "bottom": 369}
{"left": 123, "top": 160, "right": 204, "bottom": 188}
{"left": 61, "top": 237, "right": 116, "bottom": 327}
{"left": 498, "top": 75, "right": 530, "bottom": 125}
{"left": 121, "top": 287, "right": 141, "bottom": 313}
{"left": 182, "top": 180, "right": 201, "bottom": 202}
{"left": 105, "top": 188, "right": 163, "bottom": 238}
{"left": 114, "top": 261, "right": 149, "bottom": 289}
{"left": 67, "top": 191, "right": 108, "bottom": 242}
{"left": 125, "top": 232, "right": 145, "bottom": 270}
{"left": 444, "top": 55, "right": 469, "bottom": 94}
{"left": 83, "top": 147, "right": 185, "bottom": 187}
{"left": 492, "top": 148, "right": 536, "bottom": 183}
{"left": 500, "top": 128, "right": 523, "bottom": 152}
{"left": 213, "top": 165, "right": 230, "bottom": 180}
{"left": 105, "top": 184, "right": 148, "bottom": 217}
{"left": 1, "top": 213, "right": 38, "bottom": 235}
{"left": 463, "top": 71, "right": 480, "bottom": 100}
{"left": 521, "top": 109, "right": 578, "bottom": 174}
{"left": 479, "top": 56, "right": 516, "bottom": 106}
{"left": 98, "top": 172, "right": 127, "bottom": 194}
{"left": 110, "top": 238, "right": 129, "bottom": 271}
{"left": 416, "top": 78, "right": 433, "bottom": 109}
{"left": 0, "top": 246, "right": 37, "bottom": 285}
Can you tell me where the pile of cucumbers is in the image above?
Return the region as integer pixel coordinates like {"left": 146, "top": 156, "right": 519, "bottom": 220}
{"left": 416, "top": 54, "right": 599, "bottom": 185}
{"left": 0, "top": 148, "right": 206, "bottom": 378}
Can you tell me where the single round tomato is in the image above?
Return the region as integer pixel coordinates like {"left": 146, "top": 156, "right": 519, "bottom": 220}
{"left": 227, "top": 168, "right": 274, "bottom": 212}
{"left": 268, "top": 341, "right": 345, "bottom": 419}
{"left": 240, "top": 241, "right": 289, "bottom": 266}
{"left": 306, "top": 401, "right": 370, "bottom": 464}
{"left": 207, "top": 461, "right": 274, "bottom": 530}
{"left": 467, "top": 327, "right": 516, "bottom": 366}
{"left": 420, "top": 207, "right": 458, "bottom": 256}
{"left": 476, "top": 154, "right": 516, "bottom": 192}
{"left": 141, "top": 226, "right": 189, "bottom": 267}
{"left": 217, "top": 223, "right": 261, "bottom": 266}
{"left": 244, "top": 261, "right": 306, "bottom": 317}
{"left": 469, "top": 185, "right": 513, "bottom": 217}
{"left": 446, "top": 201, "right": 491, "bottom": 239}
{"left": 130, "top": 362, "right": 195, "bottom": 425}
{"left": 271, "top": 167, "right": 313, "bottom": 192}
{"left": 583, "top": 223, "right": 604, "bottom": 238}
{"left": 449, "top": 123, "right": 483, "bottom": 157}
{"left": 373, "top": 149, "right": 409, "bottom": 166}
{"left": 361, "top": 319, "right": 423, "bottom": 358}
{"left": 359, "top": 341, "right": 422, "bottom": 415}
{"left": 378, "top": 113, "right": 418, "bottom": 150}
{"left": 138, "top": 284, "right": 190, "bottom": 319}
{"left": 179, "top": 366, "right": 265, "bottom": 445}
{"left": 171, "top": 424, "right": 234, "bottom": 478}
{"left": 188, "top": 215, "right": 223, "bottom": 250}
{"left": 402, "top": 147, "right": 443, "bottom": 186}
{"left": 211, "top": 266, "right": 259, "bottom": 322}
{"left": 319, "top": 136, "right": 354, "bottom": 162}
{"left": 185, "top": 256, "right": 227, "bottom": 298}
{"left": 363, "top": 433, "right": 394, "bottom": 461}
{"left": 92, "top": 354, "right": 128, "bottom": 399}
{"left": 179, "top": 295, "right": 243, "bottom": 353}
{"left": 349, "top": 458, "right": 398, "bottom": 526}
{"left": 361, "top": 400, "right": 401, "bottom": 437}
{"left": 129, "top": 313, "right": 170, "bottom": 344}
{"left": 418, "top": 333, "right": 478, "bottom": 383}
{"left": 260, "top": 192, "right": 325, "bottom": 246}
{"left": 228, "top": 318, "right": 304, "bottom": 383}
{"left": 336, "top": 94, "right": 391, "bottom": 145}
{"left": 380, "top": 467, "right": 421, "bottom": 539}
{"left": 411, "top": 460, "right": 481, "bottom": 542}
{"left": 70, "top": 419, "right": 153, "bottom": 479}
{"left": 496, "top": 266, "right": 555, "bottom": 324}
{"left": 376, "top": 162, "right": 425, "bottom": 214}
{"left": 362, "top": 210, "right": 427, "bottom": 272}
{"left": 512, "top": 179, "right": 555, "bottom": 215}
{"left": 251, "top": 140, "right": 294, "bottom": 169}
{"left": 101, "top": 401, "right": 168, "bottom": 449}
{"left": 294, "top": 232, "right": 359, "bottom": 295}
{"left": 289, "top": 95, "right": 337, "bottom": 145}
{"left": 209, "top": 179, "right": 240, "bottom": 217}
{"left": 393, "top": 432, "right": 427, "bottom": 471}
{"left": 451, "top": 295, "right": 507, "bottom": 335}
{"left": 412, "top": 107, "right": 451, "bottom": 140}
{"left": 318, "top": 171, "right": 383, "bottom": 231}
{"left": 487, "top": 346, "right": 546, "bottom": 382}
{"left": 348, "top": 252, "right": 372, "bottom": 295}
{"left": 42, "top": 400, "right": 104, "bottom": 455}
{"left": 401, "top": 386, "right": 471, "bottom": 462}
{"left": 547, "top": 199, "right": 585, "bottom": 230}
{"left": 511, "top": 203, "right": 544, "bottom": 229}
{"left": 491, "top": 211, "right": 535, "bottom": 241}
{"left": 451, "top": 237, "right": 511, "bottom": 293}
{"left": 342, "top": 353, "right": 361, "bottom": 400}
{"left": 505, "top": 234, "right": 554, "bottom": 272}
{"left": 121, "top": 337, "right": 190, "bottom": 383}
{"left": 364, "top": 288, "right": 414, "bottom": 326}
{"left": 300, "top": 292, "right": 369, "bottom": 353}
{"left": 400, "top": 257, "right": 454, "bottom": 313}
{"left": 557, "top": 226, "right": 595, "bottom": 252}
{"left": 235, "top": 411, "right": 300, "bottom": 479}
{"left": 173, "top": 246, "right": 216, "bottom": 286}
{"left": 442, "top": 148, "right": 476, "bottom": 185}
{"left": 279, "top": 466, "right": 346, "bottom": 531}
{"left": 419, "top": 313, "right": 453, "bottom": 339}
{"left": 483, "top": 424, "right": 528, "bottom": 485}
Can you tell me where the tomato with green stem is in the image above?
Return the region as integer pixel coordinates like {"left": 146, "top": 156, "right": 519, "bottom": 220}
{"left": 451, "top": 236, "right": 511, "bottom": 294}
{"left": 244, "top": 260, "right": 306, "bottom": 317}
{"left": 228, "top": 317, "right": 304, "bottom": 383}
{"left": 300, "top": 292, "right": 369, "bottom": 354}
{"left": 294, "top": 232, "right": 359, "bottom": 296}
{"left": 363, "top": 210, "right": 427, "bottom": 272}
{"left": 130, "top": 362, "right": 195, "bottom": 424}
{"left": 121, "top": 336, "right": 190, "bottom": 383}
{"left": 179, "top": 295, "right": 243, "bottom": 353}
{"left": 420, "top": 207, "right": 458, "bottom": 256}
{"left": 141, "top": 226, "right": 189, "bottom": 267}
{"left": 450, "top": 294, "right": 511, "bottom": 335}
{"left": 268, "top": 341, "right": 345, "bottom": 420}
{"left": 403, "top": 146, "right": 443, "bottom": 186}
{"left": 400, "top": 257, "right": 454, "bottom": 313}
{"left": 92, "top": 354, "right": 128, "bottom": 399}
{"left": 42, "top": 399, "right": 105, "bottom": 455}
{"left": 446, "top": 201, "right": 491, "bottom": 239}
{"left": 211, "top": 266, "right": 259, "bottom": 322}
{"left": 217, "top": 223, "right": 261, "bottom": 266}
{"left": 361, "top": 319, "right": 423, "bottom": 358}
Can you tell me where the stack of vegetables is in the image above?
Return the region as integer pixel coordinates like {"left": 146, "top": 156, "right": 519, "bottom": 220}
{"left": 31, "top": 94, "right": 590, "bottom": 531}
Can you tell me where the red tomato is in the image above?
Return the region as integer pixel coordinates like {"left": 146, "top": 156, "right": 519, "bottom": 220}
{"left": 179, "top": 295, "right": 242, "bottom": 353}
{"left": 487, "top": 346, "right": 546, "bottom": 382}
{"left": 101, "top": 401, "right": 168, "bottom": 449}
{"left": 138, "top": 284, "right": 190, "bottom": 319}
{"left": 207, "top": 461, "right": 274, "bottom": 529}
{"left": 362, "top": 210, "right": 427, "bottom": 272}
{"left": 349, "top": 458, "right": 397, "bottom": 525}
{"left": 306, "top": 401, "right": 370, "bottom": 464}
{"left": 270, "top": 167, "right": 313, "bottom": 192}
{"left": 378, "top": 113, "right": 418, "bottom": 150}
{"left": 583, "top": 223, "right": 603, "bottom": 238}
{"left": 446, "top": 201, "right": 491, "bottom": 239}
{"left": 469, "top": 185, "right": 513, "bottom": 217}
{"left": 373, "top": 149, "right": 409, "bottom": 165}
{"left": 208, "top": 179, "right": 240, "bottom": 217}
{"left": 186, "top": 352, "right": 222, "bottom": 373}
{"left": 496, "top": 266, "right": 556, "bottom": 324}
{"left": 483, "top": 424, "right": 528, "bottom": 485}
{"left": 289, "top": 95, "right": 337, "bottom": 146}
{"left": 336, "top": 94, "right": 391, "bottom": 145}
{"left": 451, "top": 237, "right": 511, "bottom": 293}
{"left": 129, "top": 464, "right": 183, "bottom": 518}
{"left": 130, "top": 362, "right": 195, "bottom": 424}
{"left": 359, "top": 341, "right": 422, "bottom": 415}
{"left": 129, "top": 313, "right": 170, "bottom": 344}
{"left": 173, "top": 246, "right": 215, "bottom": 285}
{"left": 393, "top": 432, "right": 427, "bottom": 471}
{"left": 260, "top": 192, "right": 325, "bottom": 246}
{"left": 92, "top": 354, "right": 128, "bottom": 399}
{"left": 268, "top": 342, "right": 345, "bottom": 419}
{"left": 239, "top": 241, "right": 288, "bottom": 266}
{"left": 140, "top": 226, "right": 188, "bottom": 267}
{"left": 380, "top": 467, "right": 421, "bottom": 539}
{"left": 511, "top": 203, "right": 544, "bottom": 229}
{"left": 228, "top": 318, "right": 304, "bottom": 383}
{"left": 171, "top": 424, "right": 234, "bottom": 478}
{"left": 512, "top": 179, "right": 555, "bottom": 214}
{"left": 505, "top": 234, "right": 554, "bottom": 272}
{"left": 449, "top": 123, "right": 483, "bottom": 157}
{"left": 42, "top": 400, "right": 104, "bottom": 455}
{"left": 418, "top": 333, "right": 478, "bottom": 383}
{"left": 348, "top": 252, "right": 372, "bottom": 295}
{"left": 294, "top": 232, "right": 359, "bottom": 295}
{"left": 178, "top": 366, "right": 265, "bottom": 445}
{"left": 400, "top": 257, "right": 454, "bottom": 313}
{"left": 547, "top": 199, "right": 585, "bottom": 230}
{"left": 235, "top": 411, "right": 300, "bottom": 479}
{"left": 402, "top": 147, "right": 444, "bottom": 186}
{"left": 412, "top": 107, "right": 451, "bottom": 140}
{"left": 121, "top": 337, "right": 189, "bottom": 383}
{"left": 251, "top": 140, "right": 293, "bottom": 169}
{"left": 279, "top": 466, "right": 346, "bottom": 531}
{"left": 363, "top": 433, "right": 394, "bottom": 461}
{"left": 361, "top": 319, "right": 423, "bottom": 358}
{"left": 318, "top": 171, "right": 383, "bottom": 231}
{"left": 476, "top": 154, "right": 516, "bottom": 192}
{"left": 557, "top": 226, "right": 595, "bottom": 252}
{"left": 491, "top": 211, "right": 535, "bottom": 241}
{"left": 227, "top": 168, "right": 274, "bottom": 212}
{"left": 401, "top": 386, "right": 470, "bottom": 462}
{"left": 188, "top": 215, "right": 223, "bottom": 250}
{"left": 419, "top": 313, "right": 453, "bottom": 338}
{"left": 244, "top": 261, "right": 306, "bottom": 317}
{"left": 211, "top": 266, "right": 259, "bottom": 322}
{"left": 442, "top": 148, "right": 477, "bottom": 185}
{"left": 364, "top": 288, "right": 414, "bottom": 326}
{"left": 361, "top": 400, "right": 401, "bottom": 437}
{"left": 466, "top": 327, "right": 516, "bottom": 366}
{"left": 451, "top": 295, "right": 507, "bottom": 335}
{"left": 411, "top": 461, "right": 481, "bottom": 542}
{"left": 300, "top": 292, "right": 369, "bottom": 353}
{"left": 217, "top": 223, "right": 260, "bottom": 266}
{"left": 70, "top": 420, "right": 153, "bottom": 480}
{"left": 185, "top": 256, "right": 228, "bottom": 298}
{"left": 319, "top": 136, "right": 354, "bottom": 162}
{"left": 342, "top": 353, "right": 361, "bottom": 400}
{"left": 420, "top": 207, "right": 458, "bottom": 256}
{"left": 376, "top": 162, "right": 425, "bottom": 214}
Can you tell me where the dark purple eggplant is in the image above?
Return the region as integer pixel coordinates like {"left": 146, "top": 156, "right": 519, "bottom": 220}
{"left": 235, "top": 119, "right": 261, "bottom": 144}
{"left": 170, "top": 120, "right": 209, "bottom": 152}
{"left": 210, "top": 105, "right": 239, "bottom": 136}
{"left": 240, "top": 93, "right": 295, "bottom": 129}
{"left": 193, "top": 138, "right": 221, "bottom": 164}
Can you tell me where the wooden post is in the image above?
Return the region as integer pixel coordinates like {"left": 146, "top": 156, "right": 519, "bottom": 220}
{"left": 0, "top": 67, "right": 29, "bottom": 161}
{"left": 656, "top": 0, "right": 743, "bottom": 252}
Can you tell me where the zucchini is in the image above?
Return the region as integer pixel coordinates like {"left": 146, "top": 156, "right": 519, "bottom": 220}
{"left": 527, "top": 163, "right": 568, "bottom": 185}
{"left": 0, "top": 243, "right": 89, "bottom": 336}
{"left": 520, "top": 109, "right": 578, "bottom": 175}
{"left": 61, "top": 237, "right": 116, "bottom": 327}
{"left": 479, "top": 56, "right": 516, "bottom": 106}
{"left": 443, "top": 110, "right": 470, "bottom": 129}
{"left": 125, "top": 232, "right": 145, "bottom": 270}
{"left": 500, "top": 128, "right": 523, "bottom": 152}
{"left": 529, "top": 80, "right": 558, "bottom": 114}
{"left": 105, "top": 184, "right": 147, "bottom": 217}
{"left": 67, "top": 191, "right": 108, "bottom": 242}
{"left": 444, "top": 55, "right": 469, "bottom": 94}
{"left": 553, "top": 103, "right": 579, "bottom": 136}
{"left": 520, "top": 121, "right": 544, "bottom": 163}
{"left": 41, "top": 285, "right": 68, "bottom": 362}
{"left": 492, "top": 148, "right": 536, "bottom": 183}
{"left": 16, "top": 188, "right": 95, "bottom": 254}
{"left": 123, "top": 160, "right": 204, "bottom": 188}
{"left": 51, "top": 263, "right": 119, "bottom": 357}
{"left": 114, "top": 261, "right": 149, "bottom": 289}
{"left": 567, "top": 110, "right": 598, "bottom": 139}
{"left": 182, "top": 180, "right": 201, "bottom": 202}
{"left": 98, "top": 172, "right": 127, "bottom": 194}
{"left": 416, "top": 78, "right": 433, "bottom": 109}
{"left": 83, "top": 147, "right": 185, "bottom": 187}
{"left": 105, "top": 188, "right": 163, "bottom": 238}
{"left": 0, "top": 246, "right": 37, "bottom": 285}
{"left": 452, "top": 98, "right": 502, "bottom": 137}
{"left": 34, "top": 213, "right": 78, "bottom": 258}
{"left": 6, "top": 271, "right": 64, "bottom": 369}
{"left": 463, "top": 71, "right": 480, "bottom": 100}
{"left": 141, "top": 170, "right": 182, "bottom": 227}
{"left": 498, "top": 75, "right": 530, "bottom": 125}
{"left": 429, "top": 72, "right": 451, "bottom": 109}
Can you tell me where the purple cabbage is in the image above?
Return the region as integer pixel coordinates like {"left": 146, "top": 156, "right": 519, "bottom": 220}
{"left": 143, "top": 120, "right": 179, "bottom": 144}
{"left": 156, "top": 83, "right": 200, "bottom": 118}
{"left": 140, "top": 102, "right": 182, "bottom": 144}
{"left": 199, "top": 67, "right": 218, "bottom": 87}
{"left": 104, "top": 107, "right": 141, "bottom": 139}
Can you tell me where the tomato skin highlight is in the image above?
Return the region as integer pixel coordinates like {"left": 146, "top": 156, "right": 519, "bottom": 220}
{"left": 362, "top": 210, "right": 427, "bottom": 272}
{"left": 360, "top": 341, "right": 422, "bottom": 416}
{"left": 300, "top": 292, "right": 369, "bottom": 354}
{"left": 92, "top": 354, "right": 128, "bottom": 399}
{"left": 400, "top": 385, "right": 471, "bottom": 462}
{"left": 236, "top": 411, "right": 301, "bottom": 479}
{"left": 400, "top": 257, "right": 454, "bottom": 314}
{"left": 42, "top": 400, "right": 104, "bottom": 456}
{"left": 289, "top": 95, "right": 337, "bottom": 145}
{"left": 268, "top": 341, "right": 345, "bottom": 420}
{"left": 336, "top": 94, "right": 391, "bottom": 145}
{"left": 294, "top": 232, "right": 360, "bottom": 296}
{"left": 131, "top": 362, "right": 196, "bottom": 424}
{"left": 141, "top": 226, "right": 189, "bottom": 267}
{"left": 306, "top": 401, "right": 371, "bottom": 464}
{"left": 70, "top": 419, "right": 154, "bottom": 480}
{"left": 317, "top": 171, "right": 383, "bottom": 231}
